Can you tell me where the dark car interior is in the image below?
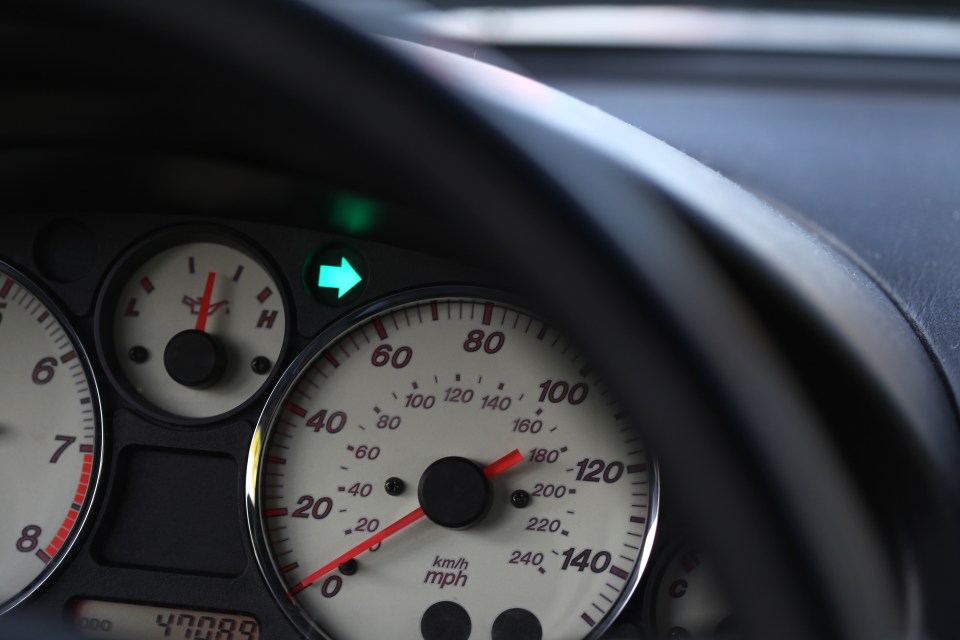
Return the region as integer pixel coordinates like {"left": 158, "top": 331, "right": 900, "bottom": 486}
{"left": 2, "top": 1, "right": 960, "bottom": 639}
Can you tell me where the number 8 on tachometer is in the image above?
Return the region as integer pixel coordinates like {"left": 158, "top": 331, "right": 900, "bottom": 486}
{"left": 0, "top": 262, "right": 103, "bottom": 615}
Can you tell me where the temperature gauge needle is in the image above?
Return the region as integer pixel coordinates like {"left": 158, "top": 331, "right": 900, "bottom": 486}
{"left": 288, "top": 448, "right": 523, "bottom": 596}
{"left": 195, "top": 272, "right": 216, "bottom": 332}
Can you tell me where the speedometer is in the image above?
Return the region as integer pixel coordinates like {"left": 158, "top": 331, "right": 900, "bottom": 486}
{"left": 248, "top": 290, "right": 658, "bottom": 640}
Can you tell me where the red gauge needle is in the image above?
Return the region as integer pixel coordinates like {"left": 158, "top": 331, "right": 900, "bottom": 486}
{"left": 195, "top": 272, "right": 216, "bottom": 332}
{"left": 287, "top": 448, "right": 523, "bottom": 597}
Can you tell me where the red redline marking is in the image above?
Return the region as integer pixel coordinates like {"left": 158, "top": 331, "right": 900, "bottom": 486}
{"left": 267, "top": 457, "right": 287, "bottom": 465}
{"left": 482, "top": 303, "right": 493, "bottom": 325}
{"left": 280, "top": 562, "right": 299, "bottom": 574}
{"left": 45, "top": 544, "right": 57, "bottom": 556}
{"left": 264, "top": 508, "right": 288, "bottom": 517}
{"left": 373, "top": 318, "right": 388, "bottom": 340}
{"left": 324, "top": 353, "right": 340, "bottom": 368}
{"left": 286, "top": 403, "right": 307, "bottom": 418}
{"left": 0, "top": 279, "right": 12, "bottom": 299}
{"left": 140, "top": 277, "right": 155, "bottom": 293}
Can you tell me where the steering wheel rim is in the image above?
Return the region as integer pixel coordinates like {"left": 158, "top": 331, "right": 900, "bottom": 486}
{"left": 1, "top": 0, "right": 929, "bottom": 638}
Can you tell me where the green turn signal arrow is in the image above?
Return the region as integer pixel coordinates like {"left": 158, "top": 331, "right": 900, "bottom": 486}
{"left": 318, "top": 257, "right": 363, "bottom": 298}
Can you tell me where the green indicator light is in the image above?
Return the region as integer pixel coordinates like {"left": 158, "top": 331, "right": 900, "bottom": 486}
{"left": 329, "top": 194, "right": 381, "bottom": 235}
{"left": 318, "top": 257, "right": 362, "bottom": 298}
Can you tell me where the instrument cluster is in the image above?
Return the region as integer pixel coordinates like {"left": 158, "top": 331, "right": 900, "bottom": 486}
{"left": 0, "top": 212, "right": 731, "bottom": 640}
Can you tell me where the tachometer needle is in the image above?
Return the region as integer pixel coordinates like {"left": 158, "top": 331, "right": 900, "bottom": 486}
{"left": 195, "top": 272, "right": 216, "bottom": 332}
{"left": 287, "top": 448, "right": 523, "bottom": 597}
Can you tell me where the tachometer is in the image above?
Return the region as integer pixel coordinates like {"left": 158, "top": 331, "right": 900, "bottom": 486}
{"left": 247, "top": 290, "right": 658, "bottom": 640}
{"left": 0, "top": 262, "right": 103, "bottom": 614}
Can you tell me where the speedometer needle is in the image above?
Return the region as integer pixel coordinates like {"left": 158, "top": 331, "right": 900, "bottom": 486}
{"left": 195, "top": 272, "right": 216, "bottom": 332}
{"left": 288, "top": 448, "right": 523, "bottom": 597}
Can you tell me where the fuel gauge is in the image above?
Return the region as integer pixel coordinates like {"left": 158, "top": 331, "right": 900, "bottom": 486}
{"left": 97, "top": 228, "right": 289, "bottom": 423}
{"left": 645, "top": 543, "right": 738, "bottom": 639}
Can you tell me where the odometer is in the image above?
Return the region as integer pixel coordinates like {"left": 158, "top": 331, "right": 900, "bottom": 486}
{"left": 0, "top": 263, "right": 103, "bottom": 614}
{"left": 71, "top": 599, "right": 260, "bottom": 640}
{"left": 248, "top": 291, "right": 658, "bottom": 639}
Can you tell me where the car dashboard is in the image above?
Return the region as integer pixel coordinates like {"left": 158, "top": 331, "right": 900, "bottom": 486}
{"left": 3, "top": 2, "right": 960, "bottom": 640}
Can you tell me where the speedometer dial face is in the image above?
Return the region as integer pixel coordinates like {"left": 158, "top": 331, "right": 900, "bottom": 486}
{"left": 0, "top": 263, "right": 102, "bottom": 614}
{"left": 249, "top": 292, "right": 658, "bottom": 640}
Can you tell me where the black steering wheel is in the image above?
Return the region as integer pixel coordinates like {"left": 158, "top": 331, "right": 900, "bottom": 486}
{"left": 5, "top": 0, "right": 960, "bottom": 638}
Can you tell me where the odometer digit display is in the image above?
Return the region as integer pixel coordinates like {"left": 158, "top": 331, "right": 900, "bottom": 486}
{"left": 71, "top": 599, "right": 260, "bottom": 639}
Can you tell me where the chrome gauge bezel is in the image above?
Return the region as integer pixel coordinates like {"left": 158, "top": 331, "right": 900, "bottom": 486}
{"left": 94, "top": 223, "right": 292, "bottom": 427}
{"left": 0, "top": 260, "right": 106, "bottom": 616}
{"left": 246, "top": 285, "right": 660, "bottom": 640}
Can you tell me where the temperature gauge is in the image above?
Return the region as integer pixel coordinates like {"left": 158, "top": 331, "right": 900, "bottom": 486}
{"left": 97, "top": 228, "right": 289, "bottom": 423}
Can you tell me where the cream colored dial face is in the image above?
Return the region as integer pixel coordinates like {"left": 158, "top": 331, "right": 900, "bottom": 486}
{"left": 0, "top": 266, "right": 101, "bottom": 612}
{"left": 113, "top": 241, "right": 286, "bottom": 420}
{"left": 254, "top": 296, "right": 656, "bottom": 640}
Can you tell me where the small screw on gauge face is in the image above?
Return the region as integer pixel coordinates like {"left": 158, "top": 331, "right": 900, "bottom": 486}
{"left": 339, "top": 559, "right": 358, "bottom": 576}
{"left": 511, "top": 489, "right": 531, "bottom": 509}
{"left": 384, "top": 477, "right": 405, "bottom": 496}
{"left": 251, "top": 356, "right": 271, "bottom": 375}
{"left": 128, "top": 346, "right": 149, "bottom": 364}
